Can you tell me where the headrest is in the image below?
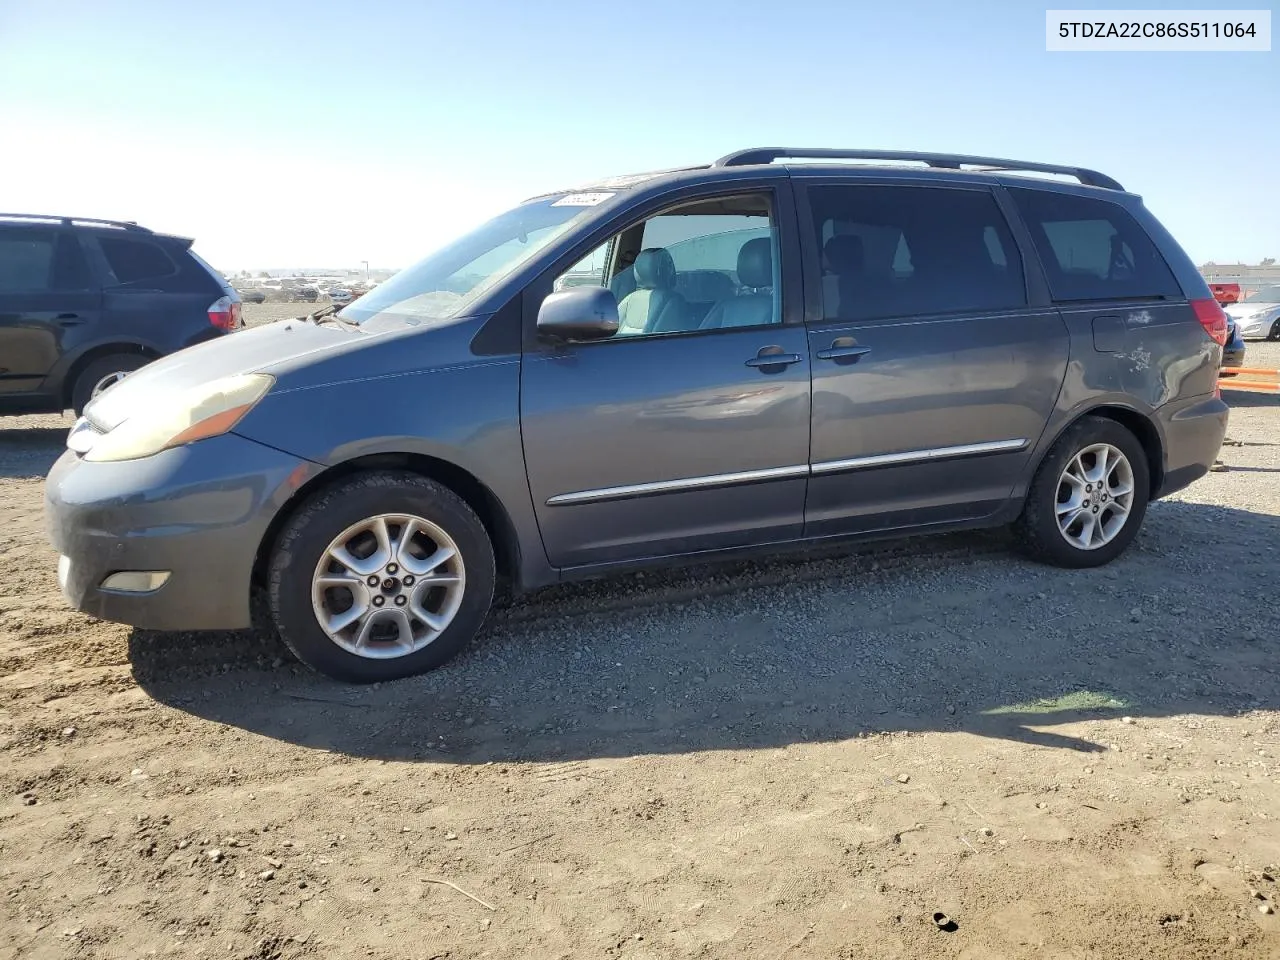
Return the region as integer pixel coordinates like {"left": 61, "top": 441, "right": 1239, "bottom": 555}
{"left": 633, "top": 248, "right": 676, "bottom": 289}
{"left": 737, "top": 236, "right": 773, "bottom": 288}
{"left": 824, "top": 234, "right": 865, "bottom": 274}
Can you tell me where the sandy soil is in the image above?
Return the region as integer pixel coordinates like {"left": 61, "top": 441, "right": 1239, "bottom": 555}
{"left": 2, "top": 323, "right": 1278, "bottom": 959}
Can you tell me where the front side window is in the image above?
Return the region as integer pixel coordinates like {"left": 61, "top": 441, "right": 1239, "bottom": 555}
{"left": 551, "top": 192, "right": 781, "bottom": 338}
{"left": 807, "top": 185, "right": 1027, "bottom": 322}
{"left": 1008, "top": 188, "right": 1180, "bottom": 303}
{"left": 343, "top": 195, "right": 612, "bottom": 330}
{"left": 0, "top": 229, "right": 56, "bottom": 293}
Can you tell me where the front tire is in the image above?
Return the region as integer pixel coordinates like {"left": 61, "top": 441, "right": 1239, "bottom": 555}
{"left": 268, "top": 472, "right": 495, "bottom": 683}
{"left": 1013, "top": 416, "right": 1150, "bottom": 568}
{"left": 70, "top": 353, "right": 150, "bottom": 415}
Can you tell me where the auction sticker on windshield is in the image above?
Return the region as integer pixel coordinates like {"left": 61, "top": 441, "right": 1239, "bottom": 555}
{"left": 552, "top": 192, "right": 616, "bottom": 207}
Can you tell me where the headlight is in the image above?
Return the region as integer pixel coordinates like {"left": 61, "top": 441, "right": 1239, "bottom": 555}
{"left": 84, "top": 374, "right": 274, "bottom": 463}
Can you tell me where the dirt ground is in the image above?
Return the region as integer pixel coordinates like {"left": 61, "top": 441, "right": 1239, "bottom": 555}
{"left": 2, "top": 315, "right": 1279, "bottom": 959}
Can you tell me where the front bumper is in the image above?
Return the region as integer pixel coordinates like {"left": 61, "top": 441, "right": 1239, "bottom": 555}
{"left": 1154, "top": 393, "right": 1229, "bottom": 499}
{"left": 1235, "top": 315, "right": 1277, "bottom": 340}
{"left": 44, "top": 432, "right": 317, "bottom": 631}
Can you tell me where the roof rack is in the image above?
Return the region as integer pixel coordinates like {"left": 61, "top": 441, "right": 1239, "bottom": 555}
{"left": 711, "top": 148, "right": 1124, "bottom": 191}
{"left": 0, "top": 213, "right": 152, "bottom": 232}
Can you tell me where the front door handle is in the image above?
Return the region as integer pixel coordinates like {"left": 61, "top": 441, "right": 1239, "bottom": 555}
{"left": 816, "top": 337, "right": 871, "bottom": 363}
{"left": 745, "top": 346, "right": 803, "bottom": 370}
{"left": 56, "top": 313, "right": 85, "bottom": 326}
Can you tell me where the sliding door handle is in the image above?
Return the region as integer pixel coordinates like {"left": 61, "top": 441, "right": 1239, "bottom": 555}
{"left": 816, "top": 337, "right": 871, "bottom": 363}
{"left": 746, "top": 351, "right": 803, "bottom": 369}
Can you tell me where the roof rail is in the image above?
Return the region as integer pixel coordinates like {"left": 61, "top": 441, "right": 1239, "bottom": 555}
{"left": 0, "top": 213, "right": 152, "bottom": 232}
{"left": 711, "top": 148, "right": 1124, "bottom": 191}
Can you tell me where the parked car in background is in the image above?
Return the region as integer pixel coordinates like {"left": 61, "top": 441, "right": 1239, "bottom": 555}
{"left": 292, "top": 285, "right": 319, "bottom": 303}
{"left": 1209, "top": 282, "right": 1241, "bottom": 305}
{"left": 1221, "top": 314, "right": 1246, "bottom": 369}
{"left": 1225, "top": 285, "right": 1280, "bottom": 341}
{"left": 0, "top": 213, "right": 242, "bottom": 415}
{"left": 328, "top": 287, "right": 354, "bottom": 306}
{"left": 238, "top": 287, "right": 267, "bottom": 304}
{"left": 44, "top": 147, "right": 1229, "bottom": 684}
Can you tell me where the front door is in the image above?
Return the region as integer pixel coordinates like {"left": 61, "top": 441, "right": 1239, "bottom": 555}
{"left": 0, "top": 227, "right": 101, "bottom": 404}
{"left": 797, "top": 181, "right": 1070, "bottom": 536}
{"left": 521, "top": 185, "right": 812, "bottom": 569}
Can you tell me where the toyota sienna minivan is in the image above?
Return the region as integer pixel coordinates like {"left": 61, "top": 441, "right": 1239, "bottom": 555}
{"left": 45, "top": 148, "right": 1230, "bottom": 683}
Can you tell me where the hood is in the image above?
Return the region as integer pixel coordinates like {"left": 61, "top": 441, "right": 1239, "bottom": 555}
{"left": 87, "top": 319, "right": 354, "bottom": 431}
{"left": 1225, "top": 300, "right": 1280, "bottom": 318}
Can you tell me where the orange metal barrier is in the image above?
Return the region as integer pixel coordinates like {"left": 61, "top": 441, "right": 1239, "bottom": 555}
{"left": 1220, "top": 367, "right": 1280, "bottom": 394}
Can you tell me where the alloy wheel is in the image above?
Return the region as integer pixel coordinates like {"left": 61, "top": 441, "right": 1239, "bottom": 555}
{"left": 311, "top": 513, "right": 465, "bottom": 659}
{"left": 1055, "top": 443, "right": 1135, "bottom": 550}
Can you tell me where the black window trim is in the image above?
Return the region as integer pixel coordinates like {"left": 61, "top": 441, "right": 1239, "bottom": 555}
{"left": 794, "top": 178, "right": 1044, "bottom": 328}
{"left": 52, "top": 229, "right": 94, "bottom": 292}
{"left": 1004, "top": 186, "right": 1184, "bottom": 306}
{"left": 520, "top": 178, "right": 804, "bottom": 353}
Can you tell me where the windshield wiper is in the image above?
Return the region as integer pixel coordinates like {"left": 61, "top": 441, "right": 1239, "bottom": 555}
{"left": 305, "top": 304, "right": 355, "bottom": 329}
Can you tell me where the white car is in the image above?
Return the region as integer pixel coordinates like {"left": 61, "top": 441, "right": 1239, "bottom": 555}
{"left": 1225, "top": 285, "right": 1280, "bottom": 341}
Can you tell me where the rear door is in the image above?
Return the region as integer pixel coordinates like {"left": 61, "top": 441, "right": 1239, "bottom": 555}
{"left": 520, "top": 182, "right": 812, "bottom": 569}
{"left": 1004, "top": 186, "right": 1205, "bottom": 408}
{"left": 796, "top": 179, "right": 1070, "bottom": 536}
{"left": 0, "top": 226, "right": 101, "bottom": 404}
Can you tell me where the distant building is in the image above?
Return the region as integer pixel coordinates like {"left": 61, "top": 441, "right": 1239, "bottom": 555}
{"left": 1198, "top": 259, "right": 1280, "bottom": 281}
{"left": 1199, "top": 260, "right": 1280, "bottom": 293}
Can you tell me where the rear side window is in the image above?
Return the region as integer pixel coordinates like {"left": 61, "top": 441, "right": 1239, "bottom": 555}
{"left": 0, "top": 229, "right": 56, "bottom": 292}
{"left": 806, "top": 185, "right": 1026, "bottom": 321}
{"left": 99, "top": 236, "right": 176, "bottom": 284}
{"left": 1008, "top": 188, "right": 1180, "bottom": 302}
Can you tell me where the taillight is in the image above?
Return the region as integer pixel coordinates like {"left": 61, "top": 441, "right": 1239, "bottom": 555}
{"left": 208, "top": 295, "right": 241, "bottom": 331}
{"left": 1192, "top": 298, "right": 1228, "bottom": 346}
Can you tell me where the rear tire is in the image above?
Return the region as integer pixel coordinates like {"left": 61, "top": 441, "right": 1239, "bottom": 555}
{"left": 268, "top": 472, "right": 495, "bottom": 683}
{"left": 1013, "top": 416, "right": 1150, "bottom": 568}
{"left": 70, "top": 353, "right": 150, "bottom": 415}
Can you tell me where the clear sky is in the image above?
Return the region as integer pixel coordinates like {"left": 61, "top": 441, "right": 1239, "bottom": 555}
{"left": 1, "top": 0, "right": 1275, "bottom": 271}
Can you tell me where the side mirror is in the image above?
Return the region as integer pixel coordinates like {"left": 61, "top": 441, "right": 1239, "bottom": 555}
{"left": 537, "top": 287, "right": 619, "bottom": 342}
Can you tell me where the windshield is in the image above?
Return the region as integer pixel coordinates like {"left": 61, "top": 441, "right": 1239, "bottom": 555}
{"left": 1242, "top": 285, "right": 1280, "bottom": 303}
{"left": 340, "top": 193, "right": 613, "bottom": 327}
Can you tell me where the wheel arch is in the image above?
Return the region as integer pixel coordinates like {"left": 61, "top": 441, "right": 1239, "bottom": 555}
{"left": 1039, "top": 403, "right": 1165, "bottom": 498}
{"left": 252, "top": 451, "right": 522, "bottom": 595}
{"left": 60, "top": 342, "right": 163, "bottom": 407}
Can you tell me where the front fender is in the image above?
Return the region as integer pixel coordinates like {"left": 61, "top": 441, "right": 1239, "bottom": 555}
{"left": 232, "top": 357, "right": 550, "bottom": 587}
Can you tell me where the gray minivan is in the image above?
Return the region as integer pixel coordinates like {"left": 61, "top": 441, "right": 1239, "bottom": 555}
{"left": 44, "top": 148, "right": 1230, "bottom": 683}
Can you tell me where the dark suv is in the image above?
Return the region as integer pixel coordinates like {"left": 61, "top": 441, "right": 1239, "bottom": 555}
{"left": 0, "top": 214, "right": 242, "bottom": 416}
{"left": 45, "top": 148, "right": 1229, "bottom": 684}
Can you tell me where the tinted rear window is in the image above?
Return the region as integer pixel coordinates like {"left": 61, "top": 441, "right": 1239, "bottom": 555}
{"left": 99, "top": 236, "right": 177, "bottom": 284}
{"left": 806, "top": 185, "right": 1027, "bottom": 321}
{"left": 1008, "top": 188, "right": 1181, "bottom": 302}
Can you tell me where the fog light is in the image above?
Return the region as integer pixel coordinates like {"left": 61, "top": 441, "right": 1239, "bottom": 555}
{"left": 100, "top": 571, "right": 171, "bottom": 594}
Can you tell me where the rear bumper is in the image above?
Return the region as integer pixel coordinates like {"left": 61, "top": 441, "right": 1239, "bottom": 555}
{"left": 1154, "top": 394, "right": 1229, "bottom": 499}
{"left": 44, "top": 433, "right": 317, "bottom": 631}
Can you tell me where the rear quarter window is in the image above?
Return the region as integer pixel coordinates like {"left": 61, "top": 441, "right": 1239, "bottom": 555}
{"left": 98, "top": 236, "right": 177, "bottom": 284}
{"left": 1008, "top": 188, "right": 1181, "bottom": 303}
